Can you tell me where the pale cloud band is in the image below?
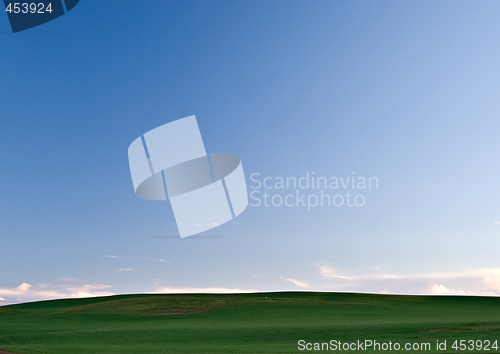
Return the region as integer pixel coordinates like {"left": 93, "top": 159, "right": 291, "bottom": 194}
{"left": 316, "top": 265, "right": 500, "bottom": 296}
{"left": 153, "top": 287, "right": 256, "bottom": 294}
{"left": 4, "top": 267, "right": 500, "bottom": 305}
{"left": 0, "top": 279, "right": 114, "bottom": 305}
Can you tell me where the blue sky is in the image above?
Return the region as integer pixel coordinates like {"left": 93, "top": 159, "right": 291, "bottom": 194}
{"left": 1, "top": 1, "right": 500, "bottom": 304}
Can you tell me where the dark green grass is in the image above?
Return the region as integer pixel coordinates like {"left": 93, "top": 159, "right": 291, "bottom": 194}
{"left": 1, "top": 292, "right": 500, "bottom": 353}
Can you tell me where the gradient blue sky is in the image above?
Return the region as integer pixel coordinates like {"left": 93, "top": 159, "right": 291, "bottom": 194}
{"left": 1, "top": 1, "right": 500, "bottom": 304}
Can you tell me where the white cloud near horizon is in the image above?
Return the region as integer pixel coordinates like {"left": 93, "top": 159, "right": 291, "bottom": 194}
{"left": 315, "top": 265, "right": 500, "bottom": 296}
{"left": 0, "top": 279, "right": 114, "bottom": 305}
{"left": 280, "top": 277, "right": 309, "bottom": 288}
{"left": 118, "top": 268, "right": 134, "bottom": 272}
{"left": 5, "top": 267, "right": 500, "bottom": 306}
{"left": 153, "top": 287, "right": 256, "bottom": 294}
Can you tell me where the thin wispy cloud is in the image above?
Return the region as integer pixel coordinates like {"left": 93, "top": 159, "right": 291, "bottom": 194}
{"left": 118, "top": 268, "right": 134, "bottom": 272}
{"left": 280, "top": 277, "right": 309, "bottom": 288}
{"left": 316, "top": 265, "right": 358, "bottom": 280}
{"left": 104, "top": 255, "right": 170, "bottom": 263}
{"left": 59, "top": 277, "right": 86, "bottom": 283}
{"left": 153, "top": 287, "right": 256, "bottom": 294}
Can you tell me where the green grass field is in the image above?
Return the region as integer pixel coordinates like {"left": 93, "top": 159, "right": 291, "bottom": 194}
{"left": 1, "top": 292, "right": 500, "bottom": 353}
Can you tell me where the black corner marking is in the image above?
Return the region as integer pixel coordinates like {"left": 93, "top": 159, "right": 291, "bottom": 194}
{"left": 3, "top": 0, "right": 79, "bottom": 33}
{"left": 64, "top": 0, "right": 78, "bottom": 12}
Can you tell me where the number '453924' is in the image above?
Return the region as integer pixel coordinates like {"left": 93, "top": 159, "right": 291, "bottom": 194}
{"left": 5, "top": 2, "right": 53, "bottom": 14}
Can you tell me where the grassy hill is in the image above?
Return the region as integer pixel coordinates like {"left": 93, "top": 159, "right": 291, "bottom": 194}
{"left": 1, "top": 292, "right": 500, "bottom": 353}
